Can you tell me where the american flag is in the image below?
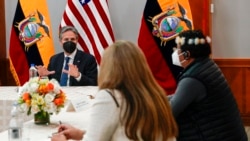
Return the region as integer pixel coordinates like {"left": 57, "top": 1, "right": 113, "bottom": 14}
{"left": 60, "top": 0, "right": 115, "bottom": 64}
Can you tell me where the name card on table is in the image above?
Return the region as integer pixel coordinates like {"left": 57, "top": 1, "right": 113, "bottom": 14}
{"left": 66, "top": 96, "right": 92, "bottom": 112}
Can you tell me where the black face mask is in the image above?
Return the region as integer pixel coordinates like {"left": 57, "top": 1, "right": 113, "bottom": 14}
{"left": 63, "top": 41, "right": 76, "bottom": 54}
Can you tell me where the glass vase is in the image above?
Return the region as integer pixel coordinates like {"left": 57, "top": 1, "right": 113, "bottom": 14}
{"left": 34, "top": 111, "right": 50, "bottom": 125}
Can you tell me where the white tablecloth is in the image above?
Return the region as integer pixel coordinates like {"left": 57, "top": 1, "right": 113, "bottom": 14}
{"left": 0, "top": 86, "right": 26, "bottom": 132}
{"left": 0, "top": 109, "right": 92, "bottom": 141}
{"left": 0, "top": 86, "right": 99, "bottom": 140}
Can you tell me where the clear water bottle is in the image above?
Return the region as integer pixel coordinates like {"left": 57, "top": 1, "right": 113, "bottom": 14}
{"left": 8, "top": 103, "right": 22, "bottom": 141}
{"left": 29, "top": 64, "right": 37, "bottom": 79}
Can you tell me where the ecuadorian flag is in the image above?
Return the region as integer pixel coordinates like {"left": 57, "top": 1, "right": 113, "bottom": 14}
{"left": 138, "top": 0, "right": 193, "bottom": 94}
{"left": 9, "top": 0, "right": 55, "bottom": 85}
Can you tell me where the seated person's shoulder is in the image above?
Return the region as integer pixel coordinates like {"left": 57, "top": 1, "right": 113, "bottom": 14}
{"left": 49, "top": 52, "right": 64, "bottom": 63}
{"left": 50, "top": 52, "right": 64, "bottom": 59}
{"left": 77, "top": 50, "right": 97, "bottom": 64}
{"left": 78, "top": 50, "right": 95, "bottom": 58}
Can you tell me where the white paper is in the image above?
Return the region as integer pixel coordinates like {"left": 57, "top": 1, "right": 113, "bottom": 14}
{"left": 66, "top": 96, "right": 92, "bottom": 112}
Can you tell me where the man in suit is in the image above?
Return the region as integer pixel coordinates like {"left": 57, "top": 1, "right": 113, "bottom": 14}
{"left": 37, "top": 26, "right": 97, "bottom": 86}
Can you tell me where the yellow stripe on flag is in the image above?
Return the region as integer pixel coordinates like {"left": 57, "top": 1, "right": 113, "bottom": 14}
{"left": 20, "top": 0, "right": 55, "bottom": 67}
{"left": 158, "top": 0, "right": 193, "bottom": 30}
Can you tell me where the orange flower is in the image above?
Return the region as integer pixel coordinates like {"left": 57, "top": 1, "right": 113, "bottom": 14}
{"left": 38, "top": 84, "right": 48, "bottom": 94}
{"left": 22, "top": 92, "right": 30, "bottom": 101}
{"left": 60, "top": 92, "right": 66, "bottom": 98}
{"left": 54, "top": 98, "right": 64, "bottom": 106}
{"left": 47, "top": 83, "right": 54, "bottom": 91}
{"left": 25, "top": 99, "right": 31, "bottom": 106}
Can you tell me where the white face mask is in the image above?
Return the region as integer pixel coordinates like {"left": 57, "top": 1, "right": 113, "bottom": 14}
{"left": 171, "top": 49, "right": 185, "bottom": 67}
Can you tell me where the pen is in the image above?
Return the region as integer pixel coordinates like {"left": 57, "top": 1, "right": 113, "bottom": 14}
{"left": 48, "top": 121, "right": 63, "bottom": 138}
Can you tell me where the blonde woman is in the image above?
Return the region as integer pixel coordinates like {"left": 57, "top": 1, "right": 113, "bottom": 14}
{"left": 52, "top": 40, "right": 178, "bottom": 141}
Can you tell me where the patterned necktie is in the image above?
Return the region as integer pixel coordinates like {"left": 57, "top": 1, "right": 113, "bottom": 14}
{"left": 60, "top": 57, "right": 70, "bottom": 86}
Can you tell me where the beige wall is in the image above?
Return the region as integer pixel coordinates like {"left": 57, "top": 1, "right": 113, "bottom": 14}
{"left": 211, "top": 0, "right": 250, "bottom": 58}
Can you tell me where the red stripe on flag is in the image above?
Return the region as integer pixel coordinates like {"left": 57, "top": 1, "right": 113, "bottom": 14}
{"left": 9, "top": 27, "right": 29, "bottom": 85}
{"left": 83, "top": 2, "right": 109, "bottom": 50}
{"left": 66, "top": 0, "right": 102, "bottom": 63}
{"left": 93, "top": 0, "right": 115, "bottom": 41}
{"left": 138, "top": 18, "right": 176, "bottom": 94}
{"left": 69, "top": 1, "right": 96, "bottom": 55}
{"left": 78, "top": 4, "right": 102, "bottom": 63}
{"left": 62, "top": 13, "right": 90, "bottom": 53}
{"left": 61, "top": 0, "right": 114, "bottom": 65}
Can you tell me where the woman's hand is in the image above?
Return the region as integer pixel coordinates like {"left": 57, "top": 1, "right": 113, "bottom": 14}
{"left": 51, "top": 133, "right": 67, "bottom": 141}
{"left": 57, "top": 124, "right": 85, "bottom": 140}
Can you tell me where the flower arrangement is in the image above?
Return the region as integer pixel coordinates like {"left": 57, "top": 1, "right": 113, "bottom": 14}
{"left": 17, "top": 77, "right": 67, "bottom": 116}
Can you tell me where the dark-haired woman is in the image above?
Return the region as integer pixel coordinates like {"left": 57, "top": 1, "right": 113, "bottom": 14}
{"left": 169, "top": 30, "right": 247, "bottom": 141}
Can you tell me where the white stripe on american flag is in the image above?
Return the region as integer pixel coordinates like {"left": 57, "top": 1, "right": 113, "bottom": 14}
{"left": 74, "top": 0, "right": 104, "bottom": 56}
{"left": 60, "top": 0, "right": 114, "bottom": 64}
{"left": 61, "top": 2, "right": 95, "bottom": 54}
{"left": 89, "top": 1, "right": 113, "bottom": 45}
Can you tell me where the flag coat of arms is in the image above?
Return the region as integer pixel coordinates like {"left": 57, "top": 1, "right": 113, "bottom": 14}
{"left": 60, "top": 0, "right": 115, "bottom": 64}
{"left": 9, "top": 0, "right": 55, "bottom": 85}
{"left": 138, "top": 0, "right": 193, "bottom": 94}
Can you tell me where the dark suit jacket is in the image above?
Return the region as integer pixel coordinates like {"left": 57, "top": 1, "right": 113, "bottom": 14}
{"left": 47, "top": 50, "right": 97, "bottom": 86}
